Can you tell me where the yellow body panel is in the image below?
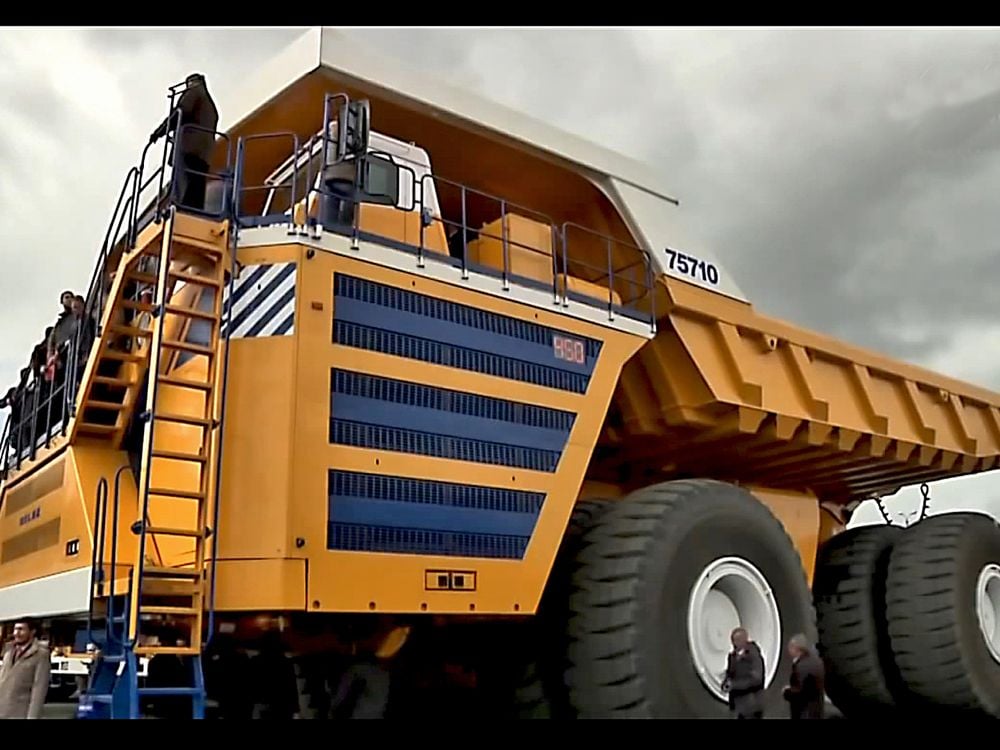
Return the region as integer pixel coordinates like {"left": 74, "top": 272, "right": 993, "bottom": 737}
{"left": 0, "top": 445, "right": 139, "bottom": 590}
{"left": 280, "top": 247, "right": 645, "bottom": 614}
{"left": 747, "top": 487, "right": 821, "bottom": 587}
{"left": 211, "top": 559, "right": 307, "bottom": 611}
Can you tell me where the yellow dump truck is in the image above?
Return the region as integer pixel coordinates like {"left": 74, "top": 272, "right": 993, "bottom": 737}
{"left": 1, "top": 29, "right": 999, "bottom": 719}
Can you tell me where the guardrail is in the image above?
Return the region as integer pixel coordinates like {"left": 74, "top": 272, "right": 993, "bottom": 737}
{"left": 230, "top": 119, "right": 656, "bottom": 328}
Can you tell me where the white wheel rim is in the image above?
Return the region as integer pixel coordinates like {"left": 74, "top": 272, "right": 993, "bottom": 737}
{"left": 687, "top": 556, "right": 782, "bottom": 702}
{"left": 976, "top": 563, "right": 1000, "bottom": 663}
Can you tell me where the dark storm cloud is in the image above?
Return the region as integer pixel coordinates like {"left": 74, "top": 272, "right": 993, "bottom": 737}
{"left": 2, "top": 27, "right": 999, "bottom": 391}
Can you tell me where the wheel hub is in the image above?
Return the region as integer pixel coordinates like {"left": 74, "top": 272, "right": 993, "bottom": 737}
{"left": 687, "top": 557, "right": 782, "bottom": 702}
{"left": 976, "top": 563, "right": 1000, "bottom": 664}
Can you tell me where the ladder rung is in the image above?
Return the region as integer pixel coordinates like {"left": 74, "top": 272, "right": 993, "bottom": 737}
{"left": 102, "top": 349, "right": 144, "bottom": 362}
{"left": 109, "top": 324, "right": 152, "bottom": 338}
{"left": 170, "top": 270, "right": 222, "bottom": 288}
{"left": 127, "top": 272, "right": 159, "bottom": 285}
{"left": 140, "top": 606, "right": 199, "bottom": 616}
{"left": 94, "top": 376, "right": 134, "bottom": 388}
{"left": 154, "top": 412, "right": 212, "bottom": 427}
{"left": 143, "top": 566, "right": 201, "bottom": 579}
{"left": 144, "top": 526, "right": 204, "bottom": 538}
{"left": 159, "top": 376, "right": 212, "bottom": 392}
{"left": 85, "top": 400, "right": 126, "bottom": 411}
{"left": 121, "top": 300, "right": 155, "bottom": 313}
{"left": 161, "top": 340, "right": 215, "bottom": 356}
{"left": 134, "top": 646, "right": 200, "bottom": 656}
{"left": 79, "top": 424, "right": 116, "bottom": 434}
{"left": 173, "top": 234, "right": 226, "bottom": 255}
{"left": 148, "top": 487, "right": 205, "bottom": 500}
{"left": 150, "top": 450, "right": 207, "bottom": 463}
{"left": 164, "top": 304, "right": 217, "bottom": 321}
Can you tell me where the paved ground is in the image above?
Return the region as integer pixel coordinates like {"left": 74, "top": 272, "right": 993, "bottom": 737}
{"left": 41, "top": 698, "right": 846, "bottom": 719}
{"left": 42, "top": 702, "right": 78, "bottom": 719}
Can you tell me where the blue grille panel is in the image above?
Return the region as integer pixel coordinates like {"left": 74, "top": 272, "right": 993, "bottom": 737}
{"left": 329, "top": 421, "right": 562, "bottom": 472}
{"left": 334, "top": 320, "right": 591, "bottom": 394}
{"left": 328, "top": 470, "right": 544, "bottom": 559}
{"left": 327, "top": 524, "right": 529, "bottom": 559}
{"left": 333, "top": 274, "right": 602, "bottom": 393}
{"left": 330, "top": 370, "right": 573, "bottom": 472}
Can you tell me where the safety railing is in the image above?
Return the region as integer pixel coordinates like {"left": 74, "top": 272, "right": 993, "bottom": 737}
{"left": 233, "top": 132, "right": 302, "bottom": 229}
{"left": 86, "top": 466, "right": 130, "bottom": 651}
{"left": 230, "top": 119, "right": 655, "bottom": 328}
{"left": 0, "top": 412, "right": 11, "bottom": 480}
{"left": 560, "top": 222, "right": 656, "bottom": 321}
{"left": 417, "top": 172, "right": 560, "bottom": 293}
{"left": 0, "top": 359, "right": 75, "bottom": 476}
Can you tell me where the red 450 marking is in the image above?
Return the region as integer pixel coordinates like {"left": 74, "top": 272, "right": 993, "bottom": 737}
{"left": 553, "top": 334, "right": 586, "bottom": 365}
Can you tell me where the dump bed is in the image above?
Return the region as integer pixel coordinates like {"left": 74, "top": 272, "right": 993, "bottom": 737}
{"left": 606, "top": 278, "right": 1000, "bottom": 503}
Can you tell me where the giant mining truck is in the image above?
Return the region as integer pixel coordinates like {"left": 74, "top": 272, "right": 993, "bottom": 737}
{"left": 0, "top": 28, "right": 998, "bottom": 718}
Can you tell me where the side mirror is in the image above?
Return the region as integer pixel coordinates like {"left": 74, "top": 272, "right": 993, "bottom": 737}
{"left": 337, "top": 99, "right": 371, "bottom": 160}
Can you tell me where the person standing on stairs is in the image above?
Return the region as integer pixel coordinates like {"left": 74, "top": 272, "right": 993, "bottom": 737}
{"left": 0, "top": 619, "right": 51, "bottom": 719}
{"left": 150, "top": 73, "right": 219, "bottom": 213}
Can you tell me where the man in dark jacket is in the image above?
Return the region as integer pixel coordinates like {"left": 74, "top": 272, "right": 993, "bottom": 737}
{"left": 251, "top": 631, "right": 299, "bottom": 719}
{"left": 150, "top": 73, "right": 219, "bottom": 212}
{"left": 783, "top": 633, "right": 826, "bottom": 719}
{"left": 204, "top": 633, "right": 253, "bottom": 720}
{"left": 723, "top": 627, "right": 765, "bottom": 719}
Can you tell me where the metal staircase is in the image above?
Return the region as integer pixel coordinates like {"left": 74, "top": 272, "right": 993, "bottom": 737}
{"left": 76, "top": 79, "right": 236, "bottom": 719}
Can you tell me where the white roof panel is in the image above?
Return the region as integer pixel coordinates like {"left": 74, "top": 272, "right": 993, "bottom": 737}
{"left": 222, "top": 27, "right": 678, "bottom": 205}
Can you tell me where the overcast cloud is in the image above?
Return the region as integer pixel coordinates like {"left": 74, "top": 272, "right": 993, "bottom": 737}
{"left": 1, "top": 27, "right": 998, "bottom": 523}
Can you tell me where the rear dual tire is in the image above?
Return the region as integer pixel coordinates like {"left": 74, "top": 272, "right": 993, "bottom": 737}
{"left": 815, "top": 512, "right": 1000, "bottom": 718}
{"left": 813, "top": 525, "right": 904, "bottom": 715}
{"left": 885, "top": 513, "right": 1000, "bottom": 717}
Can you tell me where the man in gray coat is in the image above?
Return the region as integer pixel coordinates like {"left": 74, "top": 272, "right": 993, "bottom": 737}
{"left": 0, "top": 619, "right": 51, "bottom": 719}
{"left": 783, "top": 633, "right": 826, "bottom": 719}
{"left": 723, "top": 627, "right": 765, "bottom": 719}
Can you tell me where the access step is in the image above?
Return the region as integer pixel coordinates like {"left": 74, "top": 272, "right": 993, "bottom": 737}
{"left": 159, "top": 376, "right": 212, "bottom": 392}
{"left": 139, "top": 606, "right": 199, "bottom": 616}
{"left": 169, "top": 270, "right": 222, "bottom": 288}
{"left": 94, "top": 376, "right": 135, "bottom": 388}
{"left": 148, "top": 487, "right": 206, "bottom": 500}
{"left": 154, "top": 412, "right": 212, "bottom": 428}
{"left": 161, "top": 340, "right": 215, "bottom": 357}
{"left": 142, "top": 526, "right": 205, "bottom": 539}
{"left": 150, "top": 450, "right": 208, "bottom": 463}
{"left": 143, "top": 566, "right": 202, "bottom": 579}
{"left": 134, "top": 646, "right": 200, "bottom": 656}
{"left": 164, "top": 304, "right": 217, "bottom": 321}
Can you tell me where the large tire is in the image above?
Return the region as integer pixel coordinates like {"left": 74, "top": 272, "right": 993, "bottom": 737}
{"left": 813, "top": 524, "right": 904, "bottom": 716}
{"left": 565, "top": 479, "right": 815, "bottom": 718}
{"left": 886, "top": 512, "right": 1000, "bottom": 717}
{"left": 513, "top": 499, "right": 613, "bottom": 718}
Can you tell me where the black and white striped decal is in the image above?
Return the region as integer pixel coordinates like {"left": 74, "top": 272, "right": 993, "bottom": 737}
{"left": 221, "top": 262, "right": 297, "bottom": 339}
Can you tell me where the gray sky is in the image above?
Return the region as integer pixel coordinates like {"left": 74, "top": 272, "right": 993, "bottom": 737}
{"left": 1, "top": 27, "right": 998, "bottom": 523}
